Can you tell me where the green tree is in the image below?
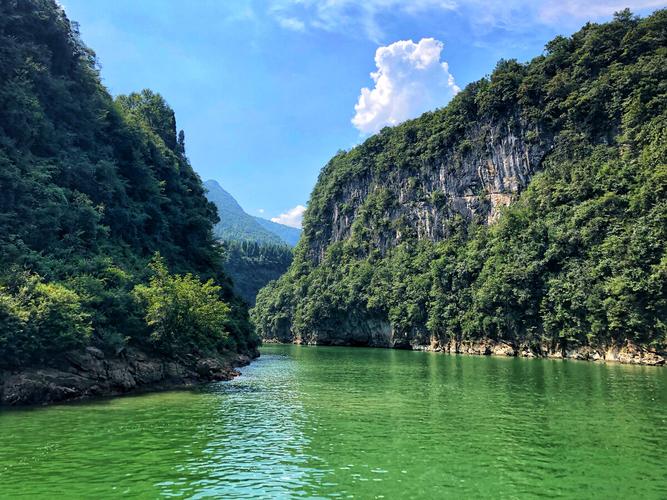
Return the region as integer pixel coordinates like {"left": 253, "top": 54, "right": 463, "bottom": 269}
{"left": 0, "top": 274, "right": 91, "bottom": 367}
{"left": 253, "top": 9, "right": 667, "bottom": 353}
{"left": 133, "top": 254, "right": 232, "bottom": 354}
{"left": 0, "top": 0, "right": 257, "bottom": 367}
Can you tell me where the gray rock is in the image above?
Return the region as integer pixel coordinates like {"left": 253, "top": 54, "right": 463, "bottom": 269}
{"left": 0, "top": 348, "right": 256, "bottom": 406}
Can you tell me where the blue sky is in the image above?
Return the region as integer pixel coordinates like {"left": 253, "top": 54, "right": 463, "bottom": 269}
{"left": 61, "top": 1, "right": 665, "bottom": 227}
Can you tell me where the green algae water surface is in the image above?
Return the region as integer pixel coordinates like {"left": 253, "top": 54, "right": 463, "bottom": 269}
{"left": 1, "top": 345, "right": 665, "bottom": 498}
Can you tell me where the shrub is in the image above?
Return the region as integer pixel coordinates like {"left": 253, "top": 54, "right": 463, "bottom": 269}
{"left": 133, "top": 254, "right": 231, "bottom": 355}
{"left": 0, "top": 275, "right": 91, "bottom": 367}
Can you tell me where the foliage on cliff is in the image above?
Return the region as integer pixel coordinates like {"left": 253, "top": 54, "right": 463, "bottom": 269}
{"left": 253, "top": 10, "right": 667, "bottom": 351}
{"left": 221, "top": 241, "right": 293, "bottom": 305}
{"left": 0, "top": 0, "right": 258, "bottom": 367}
{"left": 133, "top": 254, "right": 237, "bottom": 355}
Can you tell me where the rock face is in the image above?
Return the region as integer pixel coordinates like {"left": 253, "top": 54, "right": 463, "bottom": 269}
{"left": 294, "top": 314, "right": 395, "bottom": 347}
{"left": 308, "top": 116, "right": 551, "bottom": 265}
{"left": 283, "top": 321, "right": 665, "bottom": 366}
{"left": 261, "top": 115, "right": 555, "bottom": 349}
{"left": 0, "top": 347, "right": 258, "bottom": 406}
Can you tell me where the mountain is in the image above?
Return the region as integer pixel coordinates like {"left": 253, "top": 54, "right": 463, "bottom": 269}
{"left": 204, "top": 180, "right": 300, "bottom": 304}
{"left": 252, "top": 10, "right": 667, "bottom": 365}
{"left": 253, "top": 217, "right": 302, "bottom": 247}
{"left": 0, "top": 0, "right": 258, "bottom": 403}
{"left": 204, "top": 180, "right": 301, "bottom": 246}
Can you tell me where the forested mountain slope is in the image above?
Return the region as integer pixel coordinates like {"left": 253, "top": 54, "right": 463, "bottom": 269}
{"left": 221, "top": 241, "right": 293, "bottom": 306}
{"left": 253, "top": 217, "right": 301, "bottom": 247}
{"left": 253, "top": 10, "right": 667, "bottom": 365}
{"left": 203, "top": 180, "right": 298, "bottom": 304}
{"left": 0, "top": 0, "right": 258, "bottom": 403}
{"left": 205, "top": 179, "right": 288, "bottom": 245}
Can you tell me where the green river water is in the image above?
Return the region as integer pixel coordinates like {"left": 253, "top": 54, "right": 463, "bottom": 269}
{"left": 0, "top": 344, "right": 665, "bottom": 498}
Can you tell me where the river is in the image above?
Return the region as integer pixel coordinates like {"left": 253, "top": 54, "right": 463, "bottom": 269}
{"left": 1, "top": 345, "right": 665, "bottom": 498}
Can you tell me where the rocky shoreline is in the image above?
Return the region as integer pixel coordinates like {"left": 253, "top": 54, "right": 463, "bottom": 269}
{"left": 0, "top": 347, "right": 259, "bottom": 407}
{"left": 413, "top": 338, "right": 665, "bottom": 366}
{"left": 264, "top": 338, "right": 665, "bottom": 366}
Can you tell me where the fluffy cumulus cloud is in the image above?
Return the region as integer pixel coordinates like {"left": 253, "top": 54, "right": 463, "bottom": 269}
{"left": 271, "top": 205, "right": 306, "bottom": 228}
{"left": 352, "top": 38, "right": 459, "bottom": 134}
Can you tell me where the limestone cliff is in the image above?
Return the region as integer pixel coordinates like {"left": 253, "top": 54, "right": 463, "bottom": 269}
{"left": 0, "top": 347, "right": 257, "bottom": 406}
{"left": 308, "top": 114, "right": 551, "bottom": 264}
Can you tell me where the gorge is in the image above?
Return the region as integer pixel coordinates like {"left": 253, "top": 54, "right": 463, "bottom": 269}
{"left": 0, "top": 2, "right": 665, "bottom": 498}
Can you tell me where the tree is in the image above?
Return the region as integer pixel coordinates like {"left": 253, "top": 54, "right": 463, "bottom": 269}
{"left": 0, "top": 274, "right": 91, "bottom": 367}
{"left": 133, "top": 254, "right": 232, "bottom": 354}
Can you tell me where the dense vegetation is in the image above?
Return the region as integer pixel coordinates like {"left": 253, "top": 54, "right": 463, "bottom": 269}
{"left": 221, "top": 241, "right": 293, "bottom": 305}
{"left": 253, "top": 10, "right": 667, "bottom": 352}
{"left": 0, "top": 0, "right": 258, "bottom": 368}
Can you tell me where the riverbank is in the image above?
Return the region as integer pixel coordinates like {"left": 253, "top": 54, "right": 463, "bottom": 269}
{"left": 0, "top": 347, "right": 259, "bottom": 406}
{"left": 263, "top": 338, "right": 665, "bottom": 366}
{"left": 417, "top": 338, "right": 665, "bottom": 366}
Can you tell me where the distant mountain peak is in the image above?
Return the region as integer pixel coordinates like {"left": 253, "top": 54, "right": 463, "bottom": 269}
{"left": 204, "top": 179, "right": 301, "bottom": 247}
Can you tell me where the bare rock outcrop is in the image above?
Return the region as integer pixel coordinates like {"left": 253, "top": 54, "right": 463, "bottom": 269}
{"left": 0, "top": 347, "right": 257, "bottom": 406}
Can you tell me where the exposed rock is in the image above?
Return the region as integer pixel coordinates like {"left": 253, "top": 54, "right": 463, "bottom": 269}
{"left": 295, "top": 313, "right": 395, "bottom": 347}
{"left": 196, "top": 358, "right": 239, "bottom": 381}
{"left": 491, "top": 342, "right": 516, "bottom": 357}
{"left": 0, "top": 347, "right": 258, "bottom": 406}
{"left": 307, "top": 116, "right": 551, "bottom": 266}
{"left": 604, "top": 342, "right": 665, "bottom": 366}
{"left": 264, "top": 115, "right": 554, "bottom": 347}
{"left": 282, "top": 329, "right": 664, "bottom": 366}
{"left": 409, "top": 338, "right": 664, "bottom": 366}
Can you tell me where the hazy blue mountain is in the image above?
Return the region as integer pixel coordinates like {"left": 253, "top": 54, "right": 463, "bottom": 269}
{"left": 204, "top": 179, "right": 301, "bottom": 247}
{"left": 204, "top": 180, "right": 281, "bottom": 244}
{"left": 253, "top": 217, "right": 301, "bottom": 246}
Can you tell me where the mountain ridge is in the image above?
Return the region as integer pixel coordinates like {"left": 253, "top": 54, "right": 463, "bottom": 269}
{"left": 204, "top": 179, "right": 301, "bottom": 247}
{"left": 203, "top": 179, "right": 300, "bottom": 305}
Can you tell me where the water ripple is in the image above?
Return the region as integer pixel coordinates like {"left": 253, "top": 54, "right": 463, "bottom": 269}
{"left": 0, "top": 348, "right": 665, "bottom": 498}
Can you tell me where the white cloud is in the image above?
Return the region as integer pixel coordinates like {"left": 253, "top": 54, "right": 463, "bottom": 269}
{"left": 276, "top": 16, "right": 305, "bottom": 31}
{"left": 352, "top": 38, "right": 459, "bottom": 134}
{"left": 452, "top": 0, "right": 667, "bottom": 33}
{"left": 537, "top": 0, "right": 667, "bottom": 23}
{"left": 267, "top": 0, "right": 667, "bottom": 40}
{"left": 257, "top": 208, "right": 265, "bottom": 214}
{"left": 271, "top": 205, "right": 306, "bottom": 228}
{"left": 268, "top": 0, "right": 456, "bottom": 42}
